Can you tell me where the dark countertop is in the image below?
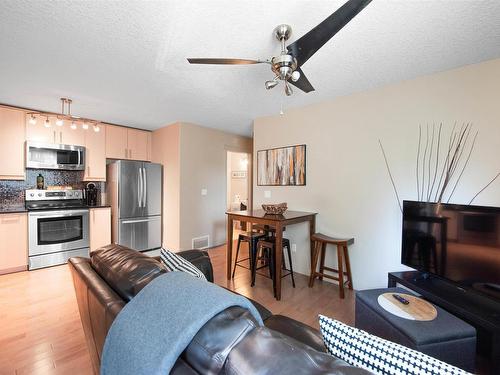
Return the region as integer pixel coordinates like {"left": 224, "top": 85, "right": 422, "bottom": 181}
{"left": 0, "top": 204, "right": 110, "bottom": 214}
{"left": 0, "top": 204, "right": 28, "bottom": 214}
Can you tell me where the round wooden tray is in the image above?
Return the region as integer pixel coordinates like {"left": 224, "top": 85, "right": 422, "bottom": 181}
{"left": 377, "top": 293, "right": 437, "bottom": 321}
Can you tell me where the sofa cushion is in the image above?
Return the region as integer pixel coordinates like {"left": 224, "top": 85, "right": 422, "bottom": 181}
{"left": 91, "top": 244, "right": 167, "bottom": 302}
{"left": 160, "top": 248, "right": 207, "bottom": 280}
{"left": 319, "top": 315, "right": 470, "bottom": 375}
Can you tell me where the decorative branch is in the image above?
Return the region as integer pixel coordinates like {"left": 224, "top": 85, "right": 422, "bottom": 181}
{"left": 379, "top": 140, "right": 402, "bottom": 213}
{"left": 434, "top": 123, "right": 457, "bottom": 202}
{"left": 421, "top": 124, "right": 429, "bottom": 202}
{"left": 416, "top": 124, "right": 421, "bottom": 201}
{"left": 428, "top": 123, "right": 442, "bottom": 201}
{"left": 447, "top": 130, "right": 478, "bottom": 203}
{"left": 426, "top": 123, "right": 435, "bottom": 201}
{"left": 469, "top": 172, "right": 500, "bottom": 205}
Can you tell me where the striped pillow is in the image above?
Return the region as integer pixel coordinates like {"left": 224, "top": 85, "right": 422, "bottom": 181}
{"left": 319, "top": 315, "right": 470, "bottom": 375}
{"left": 159, "top": 248, "right": 207, "bottom": 281}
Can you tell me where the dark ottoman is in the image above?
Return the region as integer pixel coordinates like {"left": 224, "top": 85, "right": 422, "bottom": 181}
{"left": 355, "top": 288, "right": 476, "bottom": 372}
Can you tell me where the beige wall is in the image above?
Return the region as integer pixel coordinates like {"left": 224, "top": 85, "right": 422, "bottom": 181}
{"left": 179, "top": 123, "right": 252, "bottom": 249}
{"left": 153, "top": 122, "right": 252, "bottom": 250}
{"left": 152, "top": 123, "right": 181, "bottom": 249}
{"left": 253, "top": 58, "right": 500, "bottom": 290}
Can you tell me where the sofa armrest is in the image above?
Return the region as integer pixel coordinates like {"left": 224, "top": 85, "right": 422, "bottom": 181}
{"left": 177, "top": 249, "right": 214, "bottom": 282}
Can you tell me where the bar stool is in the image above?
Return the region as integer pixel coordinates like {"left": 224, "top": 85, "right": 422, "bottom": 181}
{"left": 231, "top": 231, "right": 266, "bottom": 278}
{"left": 255, "top": 238, "right": 295, "bottom": 295}
{"left": 309, "top": 233, "right": 354, "bottom": 299}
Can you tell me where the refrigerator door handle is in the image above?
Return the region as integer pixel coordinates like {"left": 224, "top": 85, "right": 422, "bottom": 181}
{"left": 142, "top": 167, "right": 147, "bottom": 209}
{"left": 137, "top": 168, "right": 143, "bottom": 208}
{"left": 122, "top": 218, "right": 152, "bottom": 224}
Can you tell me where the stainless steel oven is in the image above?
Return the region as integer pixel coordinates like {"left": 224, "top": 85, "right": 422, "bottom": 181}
{"left": 28, "top": 209, "right": 89, "bottom": 269}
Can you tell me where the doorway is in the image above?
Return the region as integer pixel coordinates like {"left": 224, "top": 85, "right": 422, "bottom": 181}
{"left": 226, "top": 151, "right": 251, "bottom": 239}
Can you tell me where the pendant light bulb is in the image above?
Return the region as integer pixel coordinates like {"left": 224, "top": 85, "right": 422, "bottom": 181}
{"left": 93, "top": 124, "right": 100, "bottom": 133}
{"left": 44, "top": 117, "right": 51, "bottom": 128}
{"left": 29, "top": 114, "right": 37, "bottom": 125}
{"left": 82, "top": 122, "right": 89, "bottom": 130}
{"left": 70, "top": 121, "right": 77, "bottom": 130}
{"left": 265, "top": 80, "right": 279, "bottom": 90}
{"left": 55, "top": 118, "right": 63, "bottom": 126}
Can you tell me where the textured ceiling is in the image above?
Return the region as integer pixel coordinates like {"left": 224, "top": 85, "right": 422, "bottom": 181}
{"left": 1, "top": 0, "right": 500, "bottom": 136}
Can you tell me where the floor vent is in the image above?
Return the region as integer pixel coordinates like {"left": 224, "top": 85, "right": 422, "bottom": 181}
{"left": 192, "top": 235, "right": 209, "bottom": 249}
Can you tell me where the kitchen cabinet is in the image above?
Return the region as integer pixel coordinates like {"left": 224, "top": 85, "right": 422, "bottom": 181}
{"left": 26, "top": 115, "right": 84, "bottom": 146}
{"left": 26, "top": 114, "right": 54, "bottom": 143}
{"left": 106, "top": 125, "right": 151, "bottom": 161}
{"left": 84, "top": 124, "right": 106, "bottom": 181}
{"left": 0, "top": 213, "right": 28, "bottom": 274}
{"left": 0, "top": 107, "right": 25, "bottom": 180}
{"left": 59, "top": 122, "right": 84, "bottom": 146}
{"left": 89, "top": 207, "right": 111, "bottom": 252}
{"left": 127, "top": 128, "right": 150, "bottom": 161}
{"left": 106, "top": 125, "right": 128, "bottom": 159}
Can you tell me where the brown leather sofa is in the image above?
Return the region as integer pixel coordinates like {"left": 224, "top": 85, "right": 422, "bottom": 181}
{"left": 69, "top": 244, "right": 369, "bottom": 374}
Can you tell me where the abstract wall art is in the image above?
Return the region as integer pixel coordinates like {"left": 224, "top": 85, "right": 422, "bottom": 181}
{"left": 257, "top": 144, "right": 306, "bottom": 186}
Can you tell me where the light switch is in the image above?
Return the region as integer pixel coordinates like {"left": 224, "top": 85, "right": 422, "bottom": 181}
{"left": 264, "top": 190, "right": 271, "bottom": 198}
{"left": 201, "top": 188, "right": 208, "bottom": 196}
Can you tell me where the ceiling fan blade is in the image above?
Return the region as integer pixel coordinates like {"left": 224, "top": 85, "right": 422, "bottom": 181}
{"left": 288, "top": 68, "right": 315, "bottom": 93}
{"left": 287, "top": 0, "right": 372, "bottom": 67}
{"left": 187, "top": 58, "right": 267, "bottom": 65}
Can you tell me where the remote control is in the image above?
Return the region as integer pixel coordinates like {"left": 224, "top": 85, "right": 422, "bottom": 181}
{"left": 392, "top": 294, "right": 410, "bottom": 305}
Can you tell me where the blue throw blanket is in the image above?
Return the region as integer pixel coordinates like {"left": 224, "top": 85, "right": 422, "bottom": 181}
{"left": 101, "top": 271, "right": 263, "bottom": 375}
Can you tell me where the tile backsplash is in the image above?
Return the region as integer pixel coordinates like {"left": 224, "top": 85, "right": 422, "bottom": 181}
{"left": 0, "top": 169, "right": 105, "bottom": 205}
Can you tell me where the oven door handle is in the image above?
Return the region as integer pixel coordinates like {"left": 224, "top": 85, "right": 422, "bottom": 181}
{"left": 29, "top": 209, "right": 89, "bottom": 218}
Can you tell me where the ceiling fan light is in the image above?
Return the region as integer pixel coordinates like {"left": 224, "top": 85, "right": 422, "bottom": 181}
{"left": 291, "top": 70, "right": 301, "bottom": 82}
{"left": 265, "top": 80, "right": 279, "bottom": 90}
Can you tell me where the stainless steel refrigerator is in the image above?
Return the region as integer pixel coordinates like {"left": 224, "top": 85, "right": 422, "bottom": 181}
{"left": 107, "top": 160, "right": 162, "bottom": 251}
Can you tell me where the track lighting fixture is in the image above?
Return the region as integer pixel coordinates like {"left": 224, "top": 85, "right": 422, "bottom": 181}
{"left": 26, "top": 98, "right": 104, "bottom": 134}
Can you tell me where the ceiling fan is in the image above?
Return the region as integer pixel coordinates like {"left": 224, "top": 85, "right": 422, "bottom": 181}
{"left": 187, "top": 0, "right": 372, "bottom": 96}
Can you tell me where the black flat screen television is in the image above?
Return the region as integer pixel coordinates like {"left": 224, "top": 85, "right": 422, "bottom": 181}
{"left": 402, "top": 200, "right": 500, "bottom": 299}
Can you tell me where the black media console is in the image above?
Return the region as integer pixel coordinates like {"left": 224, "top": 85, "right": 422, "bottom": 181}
{"left": 388, "top": 271, "right": 500, "bottom": 373}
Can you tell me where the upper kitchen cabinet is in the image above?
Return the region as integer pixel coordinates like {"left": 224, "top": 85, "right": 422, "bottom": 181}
{"left": 106, "top": 125, "right": 128, "bottom": 159}
{"left": 127, "top": 128, "right": 151, "bottom": 161}
{"left": 106, "top": 125, "right": 151, "bottom": 161}
{"left": 0, "top": 107, "right": 25, "bottom": 180}
{"left": 84, "top": 124, "right": 106, "bottom": 181}
{"left": 26, "top": 114, "right": 54, "bottom": 143}
{"left": 26, "top": 115, "right": 84, "bottom": 146}
{"left": 59, "top": 121, "right": 84, "bottom": 146}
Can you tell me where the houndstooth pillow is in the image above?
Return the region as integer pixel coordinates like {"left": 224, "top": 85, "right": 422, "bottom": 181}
{"left": 160, "top": 248, "right": 207, "bottom": 281}
{"left": 319, "top": 315, "right": 471, "bottom": 375}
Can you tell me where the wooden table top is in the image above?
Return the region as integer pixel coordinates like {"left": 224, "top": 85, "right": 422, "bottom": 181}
{"left": 226, "top": 209, "right": 317, "bottom": 221}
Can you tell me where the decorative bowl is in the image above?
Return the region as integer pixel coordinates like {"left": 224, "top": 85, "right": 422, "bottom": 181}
{"left": 262, "top": 203, "right": 288, "bottom": 215}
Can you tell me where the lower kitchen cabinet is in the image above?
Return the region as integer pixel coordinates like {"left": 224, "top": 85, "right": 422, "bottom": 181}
{"left": 90, "top": 207, "right": 111, "bottom": 252}
{"left": 0, "top": 213, "right": 28, "bottom": 274}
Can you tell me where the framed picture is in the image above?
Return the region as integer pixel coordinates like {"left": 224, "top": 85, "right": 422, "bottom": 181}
{"left": 257, "top": 144, "right": 306, "bottom": 186}
{"left": 231, "top": 171, "right": 247, "bottom": 179}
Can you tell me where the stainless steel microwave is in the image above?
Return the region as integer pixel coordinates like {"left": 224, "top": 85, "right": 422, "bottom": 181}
{"left": 26, "top": 141, "right": 85, "bottom": 170}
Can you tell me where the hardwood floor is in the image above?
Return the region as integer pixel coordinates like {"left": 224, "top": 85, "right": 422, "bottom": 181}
{"left": 0, "top": 243, "right": 354, "bottom": 374}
